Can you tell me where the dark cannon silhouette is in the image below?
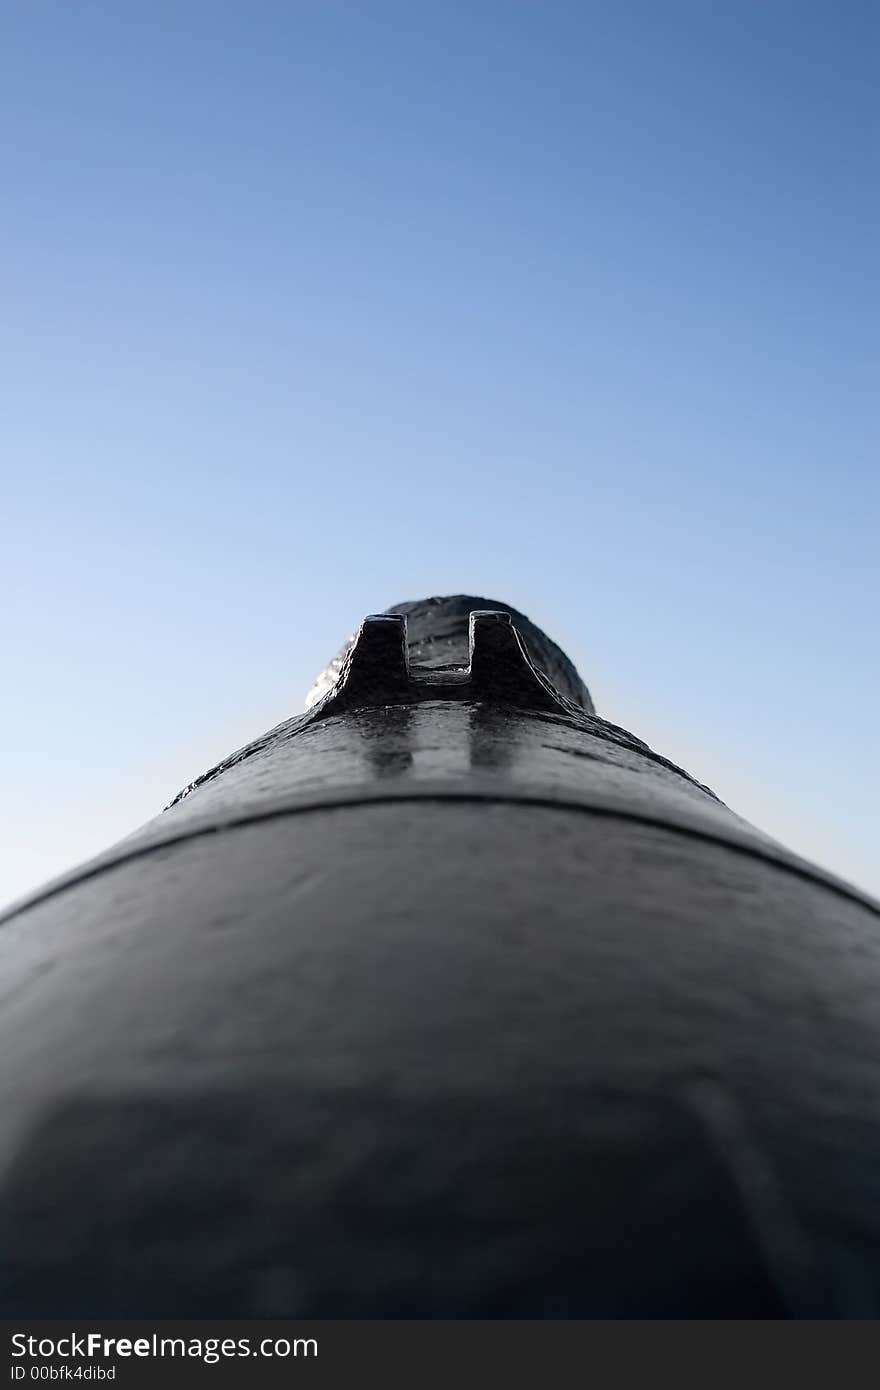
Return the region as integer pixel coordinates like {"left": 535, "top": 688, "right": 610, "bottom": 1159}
{"left": 1, "top": 594, "right": 878, "bottom": 1316}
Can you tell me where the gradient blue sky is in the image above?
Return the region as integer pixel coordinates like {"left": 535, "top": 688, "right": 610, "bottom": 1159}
{"left": 2, "top": 0, "right": 877, "bottom": 908}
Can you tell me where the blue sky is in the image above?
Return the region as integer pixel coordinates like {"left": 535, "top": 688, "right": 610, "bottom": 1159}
{"left": 2, "top": 0, "right": 877, "bottom": 907}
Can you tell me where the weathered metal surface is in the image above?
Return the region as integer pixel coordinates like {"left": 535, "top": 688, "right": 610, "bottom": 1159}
{"left": 1, "top": 595, "right": 878, "bottom": 1316}
{"left": 303, "top": 594, "right": 595, "bottom": 713}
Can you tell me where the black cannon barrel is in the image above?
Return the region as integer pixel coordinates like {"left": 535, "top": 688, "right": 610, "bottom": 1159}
{"left": 1, "top": 595, "right": 879, "bottom": 1316}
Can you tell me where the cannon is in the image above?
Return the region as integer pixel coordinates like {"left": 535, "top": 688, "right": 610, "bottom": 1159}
{"left": 1, "top": 594, "right": 878, "bottom": 1316}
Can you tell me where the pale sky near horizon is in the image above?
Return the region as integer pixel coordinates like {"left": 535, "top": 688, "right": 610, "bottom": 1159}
{"left": 2, "top": 0, "right": 878, "bottom": 910}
